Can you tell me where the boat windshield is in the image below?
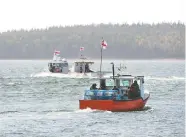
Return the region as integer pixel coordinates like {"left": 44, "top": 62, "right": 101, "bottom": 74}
{"left": 106, "top": 79, "right": 131, "bottom": 87}
{"left": 106, "top": 79, "right": 115, "bottom": 86}
{"left": 120, "top": 79, "right": 130, "bottom": 87}
{"left": 62, "top": 63, "right": 68, "bottom": 67}
{"left": 53, "top": 63, "right": 68, "bottom": 67}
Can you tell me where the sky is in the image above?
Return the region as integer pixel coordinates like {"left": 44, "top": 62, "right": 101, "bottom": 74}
{"left": 0, "top": 0, "right": 185, "bottom": 32}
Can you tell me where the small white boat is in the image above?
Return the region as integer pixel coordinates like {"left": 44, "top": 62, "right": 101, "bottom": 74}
{"left": 48, "top": 50, "right": 69, "bottom": 74}
{"left": 71, "top": 55, "right": 95, "bottom": 74}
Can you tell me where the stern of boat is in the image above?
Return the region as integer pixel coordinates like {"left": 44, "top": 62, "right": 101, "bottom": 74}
{"left": 143, "top": 92, "right": 150, "bottom": 104}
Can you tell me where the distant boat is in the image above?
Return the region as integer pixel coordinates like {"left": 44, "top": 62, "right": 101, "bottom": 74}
{"left": 79, "top": 62, "right": 150, "bottom": 112}
{"left": 70, "top": 47, "right": 95, "bottom": 75}
{"left": 71, "top": 47, "right": 111, "bottom": 77}
{"left": 48, "top": 50, "right": 69, "bottom": 74}
{"left": 71, "top": 55, "right": 95, "bottom": 74}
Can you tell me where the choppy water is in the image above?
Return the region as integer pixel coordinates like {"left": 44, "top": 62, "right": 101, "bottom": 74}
{"left": 0, "top": 60, "right": 185, "bottom": 137}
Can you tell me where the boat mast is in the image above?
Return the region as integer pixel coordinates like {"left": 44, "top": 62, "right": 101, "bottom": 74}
{"left": 79, "top": 46, "right": 85, "bottom": 59}
{"left": 99, "top": 37, "right": 103, "bottom": 77}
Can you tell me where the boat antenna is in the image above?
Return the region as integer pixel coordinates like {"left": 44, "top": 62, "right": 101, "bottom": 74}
{"left": 99, "top": 37, "right": 103, "bottom": 77}
{"left": 110, "top": 62, "right": 115, "bottom": 80}
{"left": 111, "top": 62, "right": 116, "bottom": 87}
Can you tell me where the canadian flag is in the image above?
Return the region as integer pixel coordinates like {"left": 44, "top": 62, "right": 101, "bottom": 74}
{"left": 80, "top": 47, "right": 84, "bottom": 51}
{"left": 54, "top": 50, "right": 60, "bottom": 55}
{"left": 101, "top": 40, "right": 108, "bottom": 49}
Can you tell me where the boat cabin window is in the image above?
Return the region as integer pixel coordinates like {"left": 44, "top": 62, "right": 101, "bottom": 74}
{"left": 142, "top": 78, "right": 144, "bottom": 84}
{"left": 106, "top": 79, "right": 114, "bottom": 87}
{"left": 120, "top": 79, "right": 130, "bottom": 87}
{"left": 51, "top": 63, "right": 68, "bottom": 67}
{"left": 105, "top": 79, "right": 115, "bottom": 90}
{"left": 48, "top": 63, "right": 52, "bottom": 67}
{"left": 56, "top": 63, "right": 61, "bottom": 67}
{"left": 62, "top": 63, "right": 68, "bottom": 67}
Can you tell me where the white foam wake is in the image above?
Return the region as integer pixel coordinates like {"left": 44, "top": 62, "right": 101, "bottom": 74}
{"left": 30, "top": 72, "right": 99, "bottom": 79}
{"left": 74, "top": 108, "right": 112, "bottom": 113}
{"left": 145, "top": 76, "right": 185, "bottom": 81}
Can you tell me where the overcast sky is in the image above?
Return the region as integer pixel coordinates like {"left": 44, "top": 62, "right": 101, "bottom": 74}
{"left": 0, "top": 0, "right": 184, "bottom": 32}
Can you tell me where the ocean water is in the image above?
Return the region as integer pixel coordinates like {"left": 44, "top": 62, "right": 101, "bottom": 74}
{"left": 0, "top": 59, "right": 185, "bottom": 137}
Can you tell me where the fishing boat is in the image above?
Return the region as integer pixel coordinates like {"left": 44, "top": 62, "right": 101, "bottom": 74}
{"left": 71, "top": 47, "right": 111, "bottom": 77}
{"left": 79, "top": 62, "right": 150, "bottom": 112}
{"left": 80, "top": 39, "right": 150, "bottom": 112}
{"left": 48, "top": 50, "right": 69, "bottom": 74}
{"left": 71, "top": 55, "right": 95, "bottom": 74}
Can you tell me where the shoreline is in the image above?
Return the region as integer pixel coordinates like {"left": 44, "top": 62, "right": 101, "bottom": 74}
{"left": 0, "top": 58, "right": 184, "bottom": 61}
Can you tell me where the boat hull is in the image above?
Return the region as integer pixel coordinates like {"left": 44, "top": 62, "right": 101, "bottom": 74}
{"left": 48, "top": 67, "right": 69, "bottom": 74}
{"left": 79, "top": 95, "right": 150, "bottom": 112}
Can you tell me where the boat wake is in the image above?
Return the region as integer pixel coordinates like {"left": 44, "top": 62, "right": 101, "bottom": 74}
{"left": 30, "top": 69, "right": 184, "bottom": 81}
{"left": 30, "top": 71, "right": 112, "bottom": 79}
{"left": 31, "top": 72, "right": 92, "bottom": 79}
{"left": 74, "top": 108, "right": 112, "bottom": 113}
{"left": 145, "top": 76, "right": 185, "bottom": 81}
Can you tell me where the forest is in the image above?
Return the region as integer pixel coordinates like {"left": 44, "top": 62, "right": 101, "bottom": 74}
{"left": 0, "top": 22, "right": 184, "bottom": 59}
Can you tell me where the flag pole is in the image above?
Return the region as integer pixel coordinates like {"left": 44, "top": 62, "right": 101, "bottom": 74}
{"left": 99, "top": 38, "right": 103, "bottom": 77}
{"left": 79, "top": 47, "right": 83, "bottom": 59}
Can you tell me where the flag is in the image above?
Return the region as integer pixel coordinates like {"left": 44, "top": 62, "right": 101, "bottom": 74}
{"left": 54, "top": 50, "right": 60, "bottom": 55}
{"left": 80, "top": 47, "right": 84, "bottom": 51}
{"left": 101, "top": 40, "right": 107, "bottom": 49}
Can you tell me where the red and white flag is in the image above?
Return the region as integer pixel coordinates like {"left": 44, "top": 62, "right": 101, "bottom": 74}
{"left": 54, "top": 50, "right": 60, "bottom": 55}
{"left": 101, "top": 40, "right": 108, "bottom": 49}
{"left": 80, "top": 47, "right": 84, "bottom": 51}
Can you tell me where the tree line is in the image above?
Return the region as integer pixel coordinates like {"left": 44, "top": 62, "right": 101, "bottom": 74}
{"left": 0, "top": 22, "right": 184, "bottom": 59}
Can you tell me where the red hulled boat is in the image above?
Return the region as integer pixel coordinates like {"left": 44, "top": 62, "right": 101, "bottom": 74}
{"left": 79, "top": 62, "right": 150, "bottom": 112}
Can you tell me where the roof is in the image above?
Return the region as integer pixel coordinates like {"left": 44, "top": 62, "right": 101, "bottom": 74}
{"left": 95, "top": 75, "right": 144, "bottom": 80}
{"left": 74, "top": 59, "right": 94, "bottom": 64}
{"left": 74, "top": 61, "right": 94, "bottom": 64}
{"left": 74, "top": 56, "right": 94, "bottom": 64}
{"left": 111, "top": 75, "right": 144, "bottom": 79}
{"left": 48, "top": 60, "right": 68, "bottom": 63}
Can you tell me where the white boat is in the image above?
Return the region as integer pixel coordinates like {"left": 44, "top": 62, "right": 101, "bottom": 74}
{"left": 48, "top": 50, "right": 69, "bottom": 74}
{"left": 72, "top": 55, "right": 95, "bottom": 74}
{"left": 70, "top": 45, "right": 112, "bottom": 77}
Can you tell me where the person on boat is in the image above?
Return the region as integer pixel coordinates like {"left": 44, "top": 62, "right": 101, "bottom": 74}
{"left": 90, "top": 83, "right": 98, "bottom": 90}
{"left": 80, "top": 66, "right": 83, "bottom": 73}
{"left": 99, "top": 80, "right": 106, "bottom": 90}
{"left": 52, "top": 65, "right": 55, "bottom": 72}
{"left": 129, "top": 80, "right": 140, "bottom": 98}
{"left": 85, "top": 63, "right": 89, "bottom": 72}
{"left": 112, "top": 86, "right": 119, "bottom": 91}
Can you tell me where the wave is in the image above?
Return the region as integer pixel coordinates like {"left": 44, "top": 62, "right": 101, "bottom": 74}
{"left": 74, "top": 108, "right": 112, "bottom": 113}
{"left": 30, "top": 71, "right": 112, "bottom": 79}
{"left": 31, "top": 72, "right": 185, "bottom": 81}
{"left": 30, "top": 72, "right": 96, "bottom": 79}
{"left": 145, "top": 76, "right": 185, "bottom": 81}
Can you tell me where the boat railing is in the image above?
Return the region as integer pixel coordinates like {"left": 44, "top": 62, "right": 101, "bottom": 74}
{"left": 84, "top": 90, "right": 115, "bottom": 100}
{"left": 84, "top": 89, "right": 129, "bottom": 100}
